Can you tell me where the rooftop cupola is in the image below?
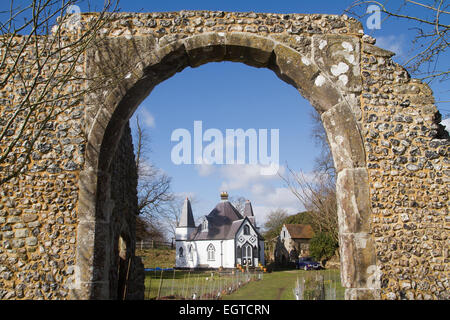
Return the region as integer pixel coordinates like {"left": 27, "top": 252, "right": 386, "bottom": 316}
{"left": 220, "top": 191, "right": 229, "bottom": 201}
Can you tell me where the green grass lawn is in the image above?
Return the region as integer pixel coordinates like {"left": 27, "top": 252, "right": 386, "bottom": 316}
{"left": 143, "top": 269, "right": 343, "bottom": 300}
{"left": 222, "top": 269, "right": 344, "bottom": 300}
{"left": 136, "top": 248, "right": 175, "bottom": 269}
{"left": 144, "top": 270, "right": 258, "bottom": 300}
{"left": 137, "top": 249, "right": 343, "bottom": 300}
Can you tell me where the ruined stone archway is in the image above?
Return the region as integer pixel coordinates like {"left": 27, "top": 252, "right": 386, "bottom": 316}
{"left": 75, "top": 12, "right": 448, "bottom": 301}
{"left": 1, "top": 11, "right": 447, "bottom": 301}
{"left": 75, "top": 17, "right": 378, "bottom": 300}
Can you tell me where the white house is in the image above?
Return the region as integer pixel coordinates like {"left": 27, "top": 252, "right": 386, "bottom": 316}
{"left": 276, "top": 224, "right": 314, "bottom": 263}
{"left": 175, "top": 192, "right": 265, "bottom": 269}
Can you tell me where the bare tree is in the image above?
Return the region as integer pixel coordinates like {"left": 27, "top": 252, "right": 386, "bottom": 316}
{"left": 310, "top": 110, "right": 335, "bottom": 179}
{"left": 157, "top": 194, "right": 199, "bottom": 240}
{"left": 229, "top": 195, "right": 247, "bottom": 214}
{"left": 135, "top": 215, "right": 165, "bottom": 242}
{"left": 280, "top": 109, "right": 338, "bottom": 243}
{"left": 0, "top": 0, "right": 119, "bottom": 185}
{"left": 280, "top": 167, "right": 339, "bottom": 244}
{"left": 134, "top": 115, "right": 174, "bottom": 219}
{"left": 345, "top": 1, "right": 449, "bottom": 85}
{"left": 132, "top": 115, "right": 178, "bottom": 242}
{"left": 263, "top": 208, "right": 289, "bottom": 237}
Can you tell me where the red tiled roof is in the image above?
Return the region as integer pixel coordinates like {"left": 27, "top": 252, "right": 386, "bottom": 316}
{"left": 284, "top": 224, "right": 314, "bottom": 239}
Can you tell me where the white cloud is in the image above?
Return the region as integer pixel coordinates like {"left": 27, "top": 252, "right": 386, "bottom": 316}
{"left": 251, "top": 186, "right": 301, "bottom": 222}
{"left": 138, "top": 109, "right": 155, "bottom": 128}
{"left": 252, "top": 203, "right": 301, "bottom": 230}
{"left": 259, "top": 187, "right": 299, "bottom": 208}
{"left": 195, "top": 163, "right": 216, "bottom": 177}
{"left": 215, "top": 164, "right": 302, "bottom": 226}
{"left": 219, "top": 164, "right": 285, "bottom": 191}
{"left": 442, "top": 118, "right": 450, "bottom": 133}
{"left": 175, "top": 191, "right": 197, "bottom": 200}
{"left": 251, "top": 183, "right": 270, "bottom": 195}
{"left": 138, "top": 158, "right": 154, "bottom": 175}
{"left": 375, "top": 35, "right": 404, "bottom": 56}
{"left": 192, "top": 163, "right": 307, "bottom": 226}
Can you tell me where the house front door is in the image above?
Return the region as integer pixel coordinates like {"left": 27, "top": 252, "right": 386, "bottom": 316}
{"left": 242, "top": 243, "right": 253, "bottom": 266}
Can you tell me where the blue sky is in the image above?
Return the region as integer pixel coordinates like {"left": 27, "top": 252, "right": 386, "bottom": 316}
{"left": 2, "top": 0, "right": 449, "bottom": 226}
{"left": 122, "top": 0, "right": 449, "bottom": 225}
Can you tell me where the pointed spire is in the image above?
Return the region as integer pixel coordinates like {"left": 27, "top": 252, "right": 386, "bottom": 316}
{"left": 244, "top": 200, "right": 256, "bottom": 226}
{"left": 178, "top": 197, "right": 195, "bottom": 227}
{"left": 243, "top": 200, "right": 254, "bottom": 217}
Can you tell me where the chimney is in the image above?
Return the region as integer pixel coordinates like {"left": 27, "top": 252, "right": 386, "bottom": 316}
{"left": 220, "top": 191, "right": 229, "bottom": 201}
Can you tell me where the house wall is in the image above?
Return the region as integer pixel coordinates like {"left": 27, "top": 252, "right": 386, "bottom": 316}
{"left": 235, "top": 220, "right": 261, "bottom": 267}
{"left": 280, "top": 225, "right": 295, "bottom": 253}
{"left": 175, "top": 226, "right": 197, "bottom": 241}
{"left": 280, "top": 225, "right": 290, "bottom": 242}
{"left": 279, "top": 225, "right": 311, "bottom": 260}
{"left": 259, "top": 240, "right": 265, "bottom": 265}
{"left": 293, "top": 239, "right": 311, "bottom": 257}
{"left": 176, "top": 239, "right": 235, "bottom": 269}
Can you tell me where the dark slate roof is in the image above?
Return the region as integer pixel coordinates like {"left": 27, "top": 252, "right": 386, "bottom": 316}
{"left": 285, "top": 224, "right": 314, "bottom": 239}
{"left": 243, "top": 200, "right": 254, "bottom": 217}
{"left": 178, "top": 198, "right": 195, "bottom": 228}
{"left": 193, "top": 201, "right": 244, "bottom": 240}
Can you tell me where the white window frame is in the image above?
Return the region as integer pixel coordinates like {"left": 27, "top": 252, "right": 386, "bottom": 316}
{"left": 202, "top": 219, "right": 208, "bottom": 232}
{"left": 207, "top": 243, "right": 215, "bottom": 261}
{"left": 244, "top": 225, "right": 250, "bottom": 235}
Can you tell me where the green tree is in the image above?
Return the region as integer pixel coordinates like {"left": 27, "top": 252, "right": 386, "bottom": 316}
{"left": 284, "top": 211, "right": 314, "bottom": 226}
{"left": 263, "top": 208, "right": 289, "bottom": 240}
{"left": 263, "top": 211, "right": 314, "bottom": 240}
{"left": 309, "top": 232, "right": 338, "bottom": 262}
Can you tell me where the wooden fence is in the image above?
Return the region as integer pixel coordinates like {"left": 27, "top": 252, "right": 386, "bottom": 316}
{"left": 137, "top": 240, "right": 175, "bottom": 250}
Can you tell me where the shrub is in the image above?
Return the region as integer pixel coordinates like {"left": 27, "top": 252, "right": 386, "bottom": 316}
{"left": 309, "top": 232, "right": 338, "bottom": 262}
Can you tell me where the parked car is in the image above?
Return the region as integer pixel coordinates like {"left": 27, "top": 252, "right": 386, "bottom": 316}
{"left": 296, "top": 257, "right": 321, "bottom": 270}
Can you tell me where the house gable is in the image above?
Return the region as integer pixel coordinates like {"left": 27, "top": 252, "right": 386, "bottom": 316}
{"left": 284, "top": 224, "right": 314, "bottom": 240}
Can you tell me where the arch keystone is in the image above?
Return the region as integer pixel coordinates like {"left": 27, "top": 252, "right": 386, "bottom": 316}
{"left": 223, "top": 32, "right": 275, "bottom": 67}
{"left": 183, "top": 33, "right": 227, "bottom": 67}
{"left": 313, "top": 34, "right": 362, "bottom": 93}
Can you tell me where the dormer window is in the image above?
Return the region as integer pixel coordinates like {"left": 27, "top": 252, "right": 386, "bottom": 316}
{"left": 244, "top": 225, "right": 250, "bottom": 235}
{"left": 202, "top": 218, "right": 208, "bottom": 232}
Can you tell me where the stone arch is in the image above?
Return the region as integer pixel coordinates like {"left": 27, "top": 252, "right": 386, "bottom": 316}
{"left": 73, "top": 31, "right": 373, "bottom": 300}
{"left": 0, "top": 10, "right": 447, "bottom": 301}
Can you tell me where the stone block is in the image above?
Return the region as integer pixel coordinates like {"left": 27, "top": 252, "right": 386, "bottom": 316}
{"left": 184, "top": 33, "right": 227, "bottom": 67}
{"left": 224, "top": 32, "right": 275, "bottom": 67}
{"left": 321, "top": 102, "right": 366, "bottom": 172}
{"left": 336, "top": 168, "right": 371, "bottom": 234}
{"left": 345, "top": 288, "right": 381, "bottom": 300}
{"left": 362, "top": 43, "right": 395, "bottom": 57}
{"left": 15, "top": 229, "right": 29, "bottom": 238}
{"left": 313, "top": 34, "right": 362, "bottom": 93}
{"left": 22, "top": 214, "right": 38, "bottom": 223}
{"left": 271, "top": 44, "right": 342, "bottom": 112}
{"left": 339, "top": 232, "right": 378, "bottom": 289}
